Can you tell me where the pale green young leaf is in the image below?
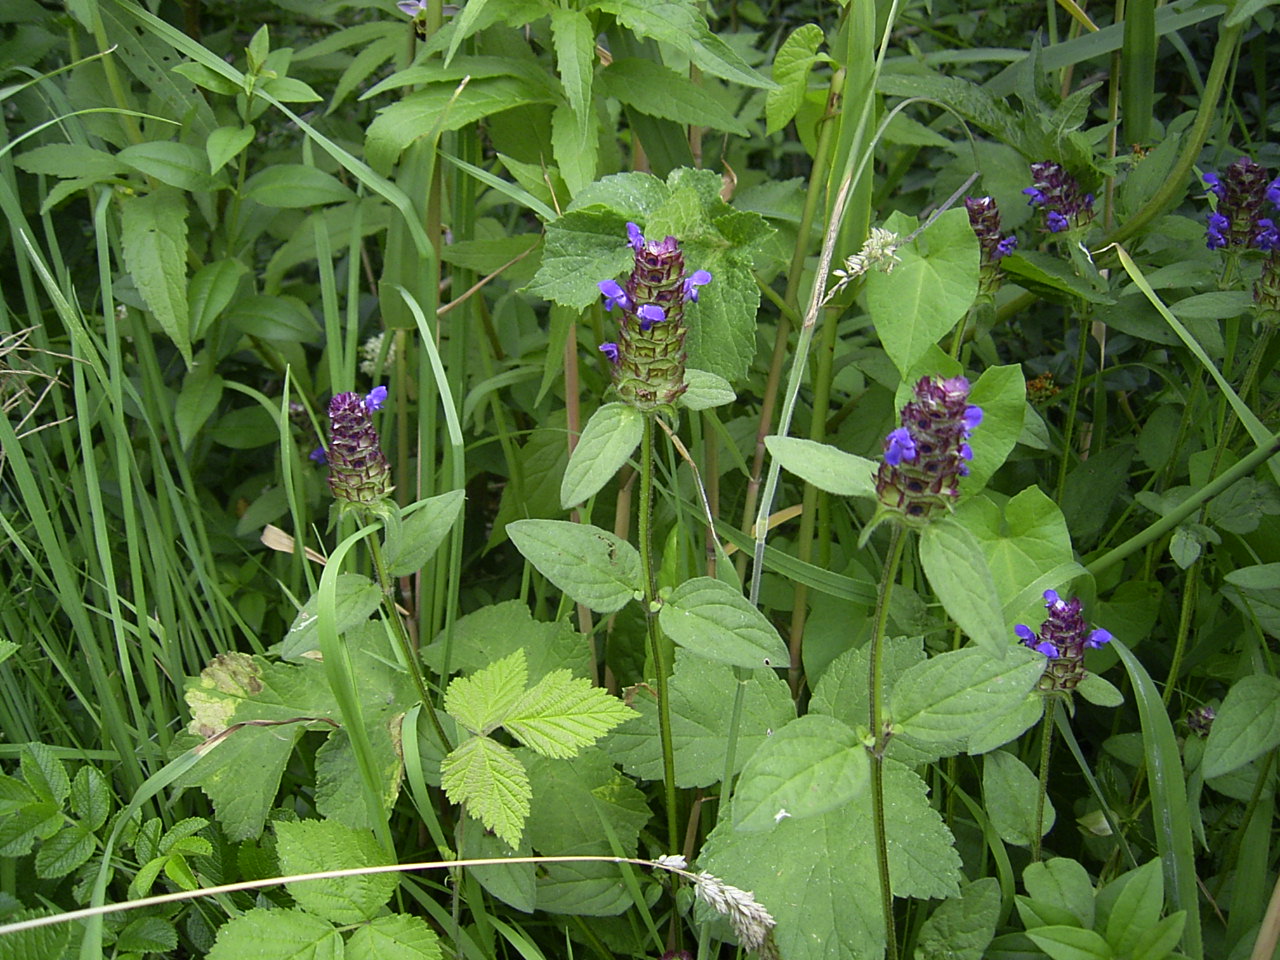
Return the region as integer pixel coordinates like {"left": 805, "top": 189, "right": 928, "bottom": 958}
{"left": 206, "top": 125, "right": 255, "bottom": 173}
{"left": 1202, "top": 675, "right": 1280, "bottom": 778}
{"left": 507, "top": 519, "right": 642, "bottom": 613}
{"left": 765, "top": 435, "right": 877, "bottom": 499}
{"left": 660, "top": 576, "right": 790, "bottom": 668}
{"left": 384, "top": 489, "right": 465, "bottom": 576}
{"left": 919, "top": 518, "right": 1007, "bottom": 657}
{"left": 0, "top": 802, "right": 61, "bottom": 858}
{"left": 561, "top": 402, "right": 643, "bottom": 508}
{"left": 866, "top": 208, "right": 978, "bottom": 376}
{"left": 444, "top": 649, "right": 530, "bottom": 736}
{"left": 1131, "top": 911, "right": 1185, "bottom": 960}
{"left": 608, "top": 649, "right": 795, "bottom": 787}
{"left": 599, "top": 58, "right": 750, "bottom": 136}
{"left": 207, "top": 908, "right": 342, "bottom": 960}
{"left": 680, "top": 368, "right": 735, "bottom": 410}
{"left": 20, "top": 742, "right": 69, "bottom": 805}
{"left": 1104, "top": 859, "right": 1163, "bottom": 957}
{"left": 891, "top": 646, "right": 1045, "bottom": 742}
{"left": 122, "top": 188, "right": 192, "bottom": 365}
{"left": 1025, "top": 926, "right": 1115, "bottom": 960}
{"left": 914, "top": 878, "right": 1001, "bottom": 960}
{"left": 347, "top": 914, "right": 443, "bottom": 960}
{"left": 276, "top": 819, "right": 398, "bottom": 924}
{"left": 766, "top": 23, "right": 826, "bottom": 135}
{"left": 282, "top": 573, "right": 381, "bottom": 661}
{"left": 984, "top": 749, "right": 1053, "bottom": 847}
{"left": 1024, "top": 858, "right": 1096, "bottom": 928}
{"left": 732, "top": 714, "right": 867, "bottom": 832}
{"left": 503, "top": 669, "right": 636, "bottom": 758}
{"left": 441, "top": 735, "right": 531, "bottom": 849}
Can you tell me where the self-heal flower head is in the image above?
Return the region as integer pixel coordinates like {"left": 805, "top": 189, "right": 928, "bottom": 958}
{"left": 326, "top": 391, "right": 392, "bottom": 504}
{"left": 1025, "top": 161, "right": 1094, "bottom": 234}
{"left": 1206, "top": 211, "right": 1230, "bottom": 250}
{"left": 1019, "top": 590, "right": 1112, "bottom": 693}
{"left": 1203, "top": 171, "right": 1225, "bottom": 199}
{"left": 1254, "top": 219, "right": 1280, "bottom": 252}
{"left": 875, "top": 376, "right": 982, "bottom": 524}
{"left": 595, "top": 224, "right": 710, "bottom": 413}
{"left": 1203, "top": 156, "right": 1274, "bottom": 249}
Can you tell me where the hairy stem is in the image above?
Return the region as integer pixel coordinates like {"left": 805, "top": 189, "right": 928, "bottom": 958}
{"left": 1032, "top": 705, "right": 1055, "bottom": 861}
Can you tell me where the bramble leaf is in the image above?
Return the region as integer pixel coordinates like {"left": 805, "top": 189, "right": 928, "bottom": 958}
{"left": 440, "top": 736, "right": 531, "bottom": 850}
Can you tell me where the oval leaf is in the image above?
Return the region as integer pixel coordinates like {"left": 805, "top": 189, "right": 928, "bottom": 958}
{"left": 659, "top": 577, "right": 790, "bottom": 668}
{"left": 245, "top": 164, "right": 357, "bottom": 208}
{"left": 765, "top": 435, "right": 877, "bottom": 498}
{"left": 1202, "top": 674, "right": 1280, "bottom": 779}
{"left": 732, "top": 714, "right": 868, "bottom": 832}
{"left": 891, "top": 646, "right": 1046, "bottom": 742}
{"left": 560, "top": 403, "right": 643, "bottom": 508}
{"left": 385, "top": 490, "right": 466, "bottom": 576}
{"left": 680, "top": 368, "right": 736, "bottom": 410}
{"left": 283, "top": 573, "right": 381, "bottom": 661}
{"left": 507, "top": 520, "right": 641, "bottom": 613}
{"left": 920, "top": 518, "right": 1007, "bottom": 657}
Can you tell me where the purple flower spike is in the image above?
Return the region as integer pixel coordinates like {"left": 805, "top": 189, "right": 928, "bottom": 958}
{"left": 365, "top": 385, "right": 388, "bottom": 411}
{"left": 1046, "top": 211, "right": 1070, "bottom": 233}
{"left": 1014, "top": 624, "right": 1036, "bottom": 642}
{"left": 598, "top": 279, "right": 631, "bottom": 312}
{"left": 1086, "top": 628, "right": 1112, "bottom": 649}
{"left": 626, "top": 222, "right": 645, "bottom": 251}
{"left": 309, "top": 446, "right": 327, "bottom": 464}
{"left": 599, "top": 342, "right": 620, "bottom": 364}
{"left": 1203, "top": 171, "right": 1225, "bottom": 198}
{"left": 995, "top": 235, "right": 1018, "bottom": 259}
{"left": 884, "top": 427, "right": 917, "bottom": 465}
{"left": 1206, "top": 211, "right": 1230, "bottom": 250}
{"left": 683, "top": 269, "right": 712, "bottom": 302}
{"left": 637, "top": 304, "right": 666, "bottom": 330}
{"left": 1043, "top": 589, "right": 1063, "bottom": 607}
{"left": 1254, "top": 218, "right": 1280, "bottom": 252}
{"left": 1033, "top": 640, "right": 1059, "bottom": 658}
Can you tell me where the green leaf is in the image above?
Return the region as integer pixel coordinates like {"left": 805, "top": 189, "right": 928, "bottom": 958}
{"left": 208, "top": 908, "right": 342, "bottom": 960}
{"left": 423, "top": 599, "right": 591, "bottom": 682}
{"left": 866, "top": 209, "right": 978, "bottom": 376}
{"left": 245, "top": 165, "right": 356, "bottom": 208}
{"left": 225, "top": 293, "right": 321, "bottom": 342}
{"left": 732, "top": 714, "right": 868, "bottom": 831}
{"left": 175, "top": 365, "right": 225, "bottom": 450}
{"left": 0, "top": 802, "right": 61, "bottom": 857}
{"left": 507, "top": 519, "right": 642, "bottom": 613}
{"left": 384, "top": 489, "right": 465, "bottom": 576}
{"left": 347, "top": 914, "right": 443, "bottom": 960}
{"left": 765, "top": 435, "right": 877, "bottom": 499}
{"left": 984, "top": 749, "right": 1053, "bottom": 847}
{"left": 503, "top": 670, "right": 636, "bottom": 758}
{"left": 118, "top": 140, "right": 220, "bottom": 191}
{"left": 34, "top": 822, "right": 95, "bottom": 878}
{"left": 659, "top": 576, "right": 789, "bottom": 668}
{"left": 1024, "top": 858, "right": 1095, "bottom": 928}
{"left": 767, "top": 23, "right": 826, "bottom": 135}
{"left": 915, "top": 878, "right": 1001, "bottom": 960}
{"left": 964, "top": 364, "right": 1028, "bottom": 493}
{"left": 260, "top": 76, "right": 322, "bottom": 103}
{"left": 883, "top": 761, "right": 963, "bottom": 899}
{"left": 919, "top": 517, "right": 1007, "bottom": 657}
{"left": 680, "top": 368, "right": 736, "bottom": 410}
{"left": 1202, "top": 675, "right": 1280, "bottom": 778}
{"left": 1076, "top": 672, "right": 1124, "bottom": 707}
{"left": 608, "top": 649, "right": 795, "bottom": 788}
{"left": 700, "top": 794, "right": 884, "bottom": 960}
{"left": 1002, "top": 251, "right": 1114, "bottom": 305}
{"left": 441, "top": 735, "right": 531, "bottom": 849}
{"left": 967, "top": 694, "right": 1044, "bottom": 754}
{"left": 444, "top": 649, "right": 530, "bottom": 736}
{"left": 122, "top": 188, "right": 192, "bottom": 365}
{"left": 116, "top": 916, "right": 178, "bottom": 953}
{"left": 283, "top": 573, "right": 381, "bottom": 661}
{"left": 16, "top": 143, "right": 124, "bottom": 180}
{"left": 20, "top": 742, "right": 69, "bottom": 804}
{"left": 1025, "top": 926, "right": 1115, "bottom": 960}
{"left": 956, "top": 488, "right": 1076, "bottom": 627}
{"left": 206, "top": 125, "right": 255, "bottom": 173}
{"left": 550, "top": 7, "right": 594, "bottom": 132}
{"left": 891, "top": 646, "right": 1045, "bottom": 742}
{"left": 1131, "top": 912, "right": 1186, "bottom": 960}
{"left": 0, "top": 911, "right": 69, "bottom": 960}
{"left": 599, "top": 58, "right": 749, "bottom": 135}
{"left": 69, "top": 764, "right": 111, "bottom": 831}
{"left": 276, "top": 819, "right": 398, "bottom": 924}
{"left": 560, "top": 402, "right": 643, "bottom": 508}
{"left": 524, "top": 746, "right": 650, "bottom": 855}
{"left": 188, "top": 258, "right": 248, "bottom": 339}
{"left": 1104, "top": 858, "right": 1162, "bottom": 957}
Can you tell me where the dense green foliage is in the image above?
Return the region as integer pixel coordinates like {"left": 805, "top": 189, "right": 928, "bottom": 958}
{"left": 1, "top": 0, "right": 1278, "bottom": 958}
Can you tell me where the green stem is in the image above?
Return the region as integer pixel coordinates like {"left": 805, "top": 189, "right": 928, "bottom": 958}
{"left": 640, "top": 417, "right": 679, "bottom": 853}
{"left": 1031, "top": 705, "right": 1055, "bottom": 862}
{"left": 1056, "top": 314, "right": 1090, "bottom": 502}
{"left": 869, "top": 525, "right": 907, "bottom": 960}
{"left": 367, "top": 533, "right": 451, "bottom": 752}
